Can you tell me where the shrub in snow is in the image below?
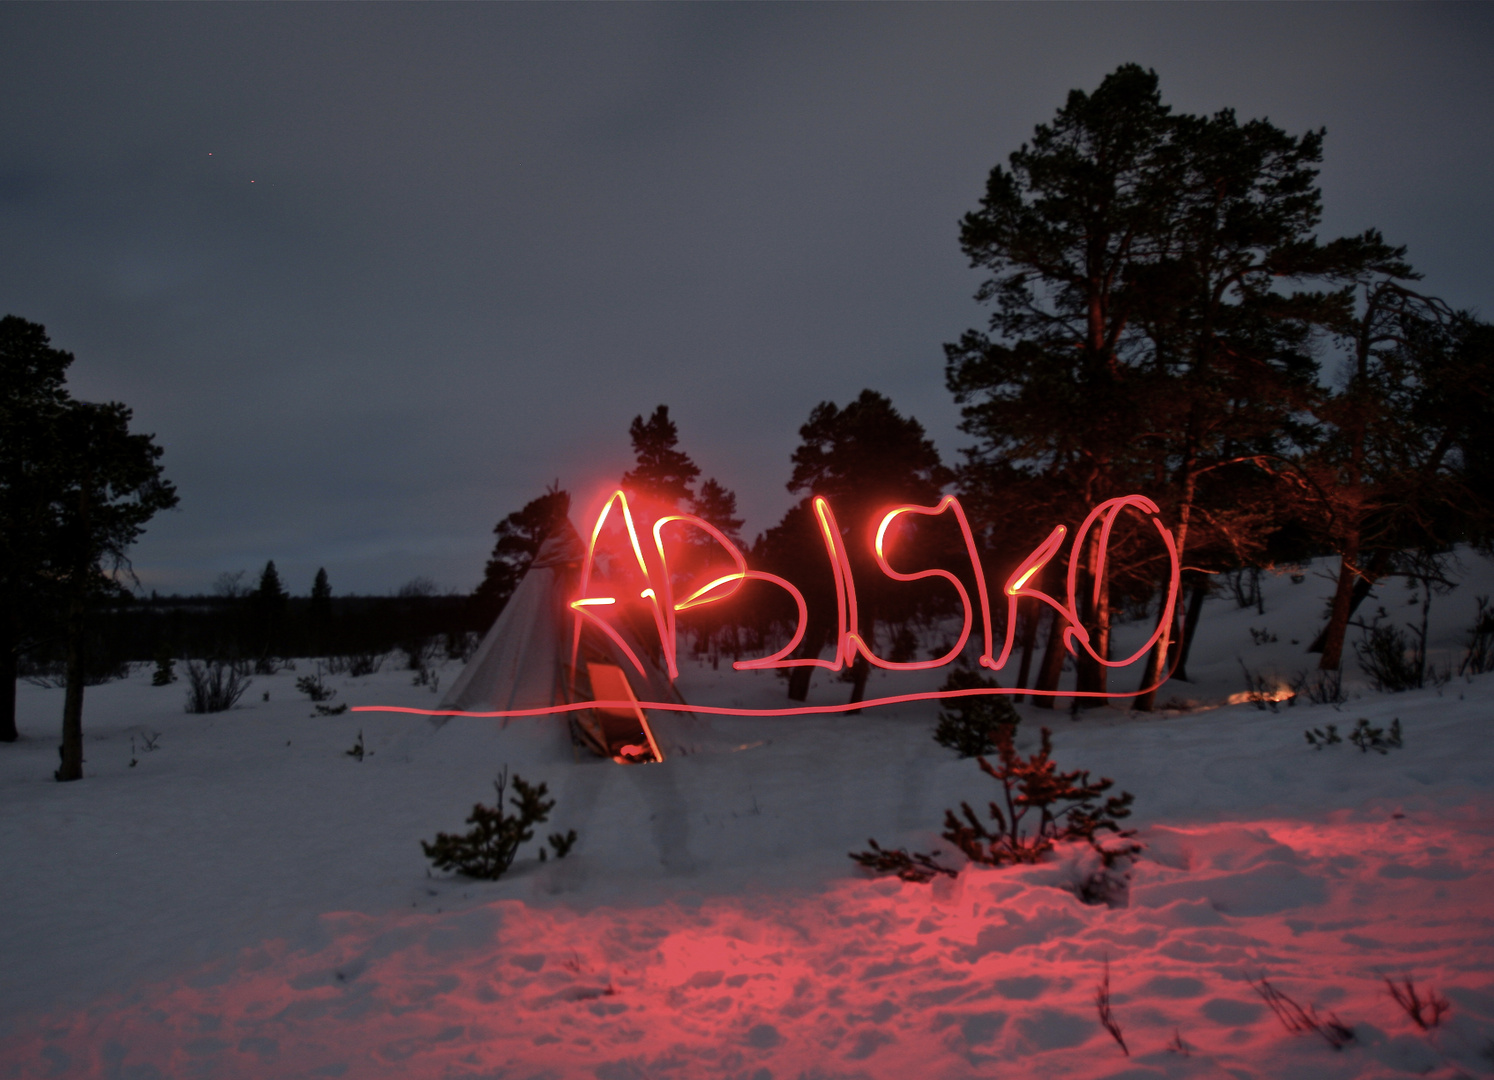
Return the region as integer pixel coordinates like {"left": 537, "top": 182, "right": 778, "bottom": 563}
{"left": 295, "top": 668, "right": 335, "bottom": 703}
{"left": 150, "top": 645, "right": 176, "bottom": 686}
{"left": 1306, "top": 717, "right": 1403, "bottom": 753}
{"left": 1355, "top": 616, "right": 1422, "bottom": 692}
{"left": 1251, "top": 977, "right": 1354, "bottom": 1050}
{"left": 183, "top": 660, "right": 252, "bottom": 713}
{"left": 1350, "top": 717, "right": 1402, "bottom": 753}
{"left": 853, "top": 726, "right": 1138, "bottom": 883}
{"left": 422, "top": 768, "right": 576, "bottom": 880}
{"left": 1384, "top": 975, "right": 1450, "bottom": 1030}
{"left": 932, "top": 665, "right": 1019, "bottom": 758}
{"left": 940, "top": 726, "right": 1138, "bottom": 867}
{"left": 1304, "top": 723, "right": 1343, "bottom": 749}
{"left": 1291, "top": 667, "right": 1345, "bottom": 706}
{"left": 345, "top": 651, "right": 384, "bottom": 677}
{"left": 1095, "top": 957, "right": 1128, "bottom": 1057}
{"left": 1238, "top": 660, "right": 1289, "bottom": 711}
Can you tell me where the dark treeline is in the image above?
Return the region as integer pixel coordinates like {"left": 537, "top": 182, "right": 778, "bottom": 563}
{"left": 6, "top": 65, "right": 1494, "bottom": 772}
{"left": 20, "top": 586, "right": 481, "bottom": 685}
{"left": 477, "top": 65, "right": 1494, "bottom": 713}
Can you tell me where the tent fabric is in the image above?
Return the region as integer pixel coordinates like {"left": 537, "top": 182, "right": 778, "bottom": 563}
{"left": 436, "top": 520, "right": 688, "bottom": 744}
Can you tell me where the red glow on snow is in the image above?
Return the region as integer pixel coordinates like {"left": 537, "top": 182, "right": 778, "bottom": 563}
{"left": 360, "top": 489, "right": 1180, "bottom": 720}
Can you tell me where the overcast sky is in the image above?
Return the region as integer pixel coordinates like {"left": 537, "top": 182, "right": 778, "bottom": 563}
{"left": 2, "top": 3, "right": 1490, "bottom": 596}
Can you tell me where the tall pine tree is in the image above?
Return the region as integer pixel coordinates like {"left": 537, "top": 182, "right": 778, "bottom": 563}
{"left": 621, "top": 406, "right": 699, "bottom": 511}
{"left": 472, "top": 484, "right": 571, "bottom": 624}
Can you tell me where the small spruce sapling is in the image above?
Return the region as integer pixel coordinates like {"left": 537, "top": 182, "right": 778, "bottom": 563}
{"left": 853, "top": 726, "right": 1138, "bottom": 883}
{"left": 933, "top": 664, "right": 1020, "bottom": 758}
{"left": 941, "top": 726, "right": 1139, "bottom": 866}
{"left": 296, "top": 667, "right": 335, "bottom": 703}
{"left": 1304, "top": 724, "right": 1342, "bottom": 749}
{"left": 422, "top": 767, "right": 573, "bottom": 880}
{"left": 1350, "top": 717, "right": 1402, "bottom": 754}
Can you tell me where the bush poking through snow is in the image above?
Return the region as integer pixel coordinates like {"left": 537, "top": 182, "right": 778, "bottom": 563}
{"left": 1250, "top": 977, "right": 1354, "bottom": 1050}
{"left": 1384, "top": 975, "right": 1450, "bottom": 1030}
{"left": 1356, "top": 614, "right": 1423, "bottom": 692}
{"left": 1305, "top": 718, "right": 1403, "bottom": 753}
{"left": 1238, "top": 661, "right": 1288, "bottom": 712}
{"left": 295, "top": 668, "right": 335, "bottom": 703}
{"left": 325, "top": 651, "right": 384, "bottom": 678}
{"left": 1350, "top": 717, "right": 1402, "bottom": 753}
{"left": 932, "top": 665, "right": 1020, "bottom": 758}
{"left": 848, "top": 839, "right": 957, "bottom": 883}
{"left": 422, "top": 768, "right": 571, "bottom": 880}
{"left": 1095, "top": 957, "right": 1128, "bottom": 1057}
{"left": 183, "top": 660, "right": 252, "bottom": 714}
{"left": 1292, "top": 667, "right": 1345, "bottom": 706}
{"left": 941, "top": 726, "right": 1139, "bottom": 867}
{"left": 1304, "top": 724, "right": 1342, "bottom": 750}
{"left": 540, "top": 829, "right": 577, "bottom": 862}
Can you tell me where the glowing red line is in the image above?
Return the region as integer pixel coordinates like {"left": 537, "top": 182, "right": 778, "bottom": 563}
{"left": 1061, "top": 495, "right": 1179, "bottom": 668}
{"left": 441, "top": 485, "right": 1181, "bottom": 716}
{"left": 858, "top": 496, "right": 980, "bottom": 671}
{"left": 572, "top": 490, "right": 657, "bottom": 679}
{"left": 649, "top": 513, "right": 750, "bottom": 680}
{"left": 812, "top": 496, "right": 856, "bottom": 671}
{"left": 352, "top": 667, "right": 1177, "bottom": 721}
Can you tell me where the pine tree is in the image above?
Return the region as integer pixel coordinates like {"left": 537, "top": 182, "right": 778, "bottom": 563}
{"left": 786, "top": 390, "right": 952, "bottom": 707}
{"left": 49, "top": 399, "right": 177, "bottom": 780}
{"left": 689, "top": 478, "right": 744, "bottom": 543}
{"left": 308, "top": 568, "right": 332, "bottom": 657}
{"left": 1309, "top": 297, "right": 1494, "bottom": 670}
{"left": 0, "top": 316, "right": 75, "bottom": 743}
{"left": 948, "top": 65, "right": 1407, "bottom": 709}
{"left": 421, "top": 768, "right": 573, "bottom": 880}
{"left": 940, "top": 727, "right": 1138, "bottom": 865}
{"left": 251, "top": 560, "right": 289, "bottom": 663}
{"left": 621, "top": 405, "right": 699, "bottom": 511}
{"left": 472, "top": 484, "right": 571, "bottom": 624}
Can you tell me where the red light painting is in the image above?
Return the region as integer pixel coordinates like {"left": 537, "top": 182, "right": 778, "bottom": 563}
{"left": 358, "top": 489, "right": 1179, "bottom": 720}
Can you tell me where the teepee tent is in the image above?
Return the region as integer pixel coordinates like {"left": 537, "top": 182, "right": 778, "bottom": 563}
{"left": 438, "top": 521, "right": 685, "bottom": 762}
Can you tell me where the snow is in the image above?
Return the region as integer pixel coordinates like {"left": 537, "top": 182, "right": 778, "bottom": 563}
{"left": 3, "top": 555, "right": 1494, "bottom": 1078}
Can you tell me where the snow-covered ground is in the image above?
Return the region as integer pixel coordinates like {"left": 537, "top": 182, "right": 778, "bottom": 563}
{"left": 3, "top": 555, "right": 1494, "bottom": 1078}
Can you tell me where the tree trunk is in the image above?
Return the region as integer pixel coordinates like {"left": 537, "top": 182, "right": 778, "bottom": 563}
{"left": 1031, "top": 609, "right": 1067, "bottom": 709}
{"left": 1134, "top": 467, "right": 1197, "bottom": 711}
{"left": 1072, "top": 528, "right": 1104, "bottom": 705}
{"left": 1013, "top": 599, "right": 1038, "bottom": 703}
{"left": 786, "top": 620, "right": 831, "bottom": 702}
{"left": 56, "top": 589, "right": 86, "bottom": 781}
{"left": 1172, "top": 576, "right": 1210, "bottom": 682}
{"left": 845, "top": 654, "right": 871, "bottom": 714}
{"left": 1318, "top": 532, "right": 1363, "bottom": 672}
{"left": 0, "top": 630, "right": 17, "bottom": 743}
{"left": 56, "top": 480, "right": 90, "bottom": 782}
{"left": 1307, "top": 571, "right": 1375, "bottom": 653}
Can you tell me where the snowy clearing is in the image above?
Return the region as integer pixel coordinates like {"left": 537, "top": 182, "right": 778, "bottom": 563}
{"left": 3, "top": 558, "right": 1494, "bottom": 1078}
